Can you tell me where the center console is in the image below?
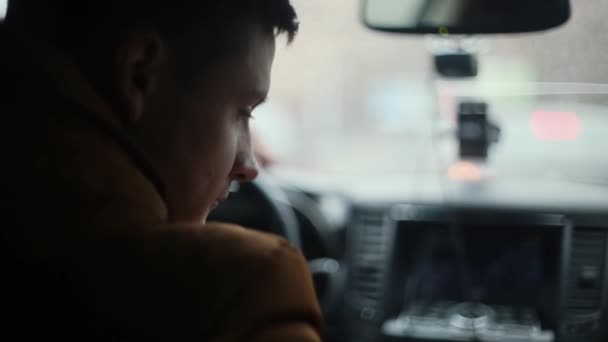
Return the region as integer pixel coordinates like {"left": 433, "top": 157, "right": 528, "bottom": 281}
{"left": 344, "top": 205, "right": 608, "bottom": 342}
{"left": 383, "top": 302, "right": 554, "bottom": 342}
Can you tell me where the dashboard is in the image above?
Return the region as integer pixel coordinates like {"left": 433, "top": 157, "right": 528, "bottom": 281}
{"left": 343, "top": 204, "right": 608, "bottom": 342}
{"left": 210, "top": 171, "right": 608, "bottom": 342}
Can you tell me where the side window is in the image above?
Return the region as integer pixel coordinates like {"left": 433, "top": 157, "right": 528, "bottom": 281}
{"left": 0, "top": 0, "right": 6, "bottom": 21}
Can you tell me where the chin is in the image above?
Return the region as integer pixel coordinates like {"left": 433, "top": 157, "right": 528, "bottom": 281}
{"left": 168, "top": 204, "right": 209, "bottom": 224}
{"left": 200, "top": 207, "right": 212, "bottom": 224}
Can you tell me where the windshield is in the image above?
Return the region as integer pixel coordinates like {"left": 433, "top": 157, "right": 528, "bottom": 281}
{"left": 2, "top": 0, "right": 604, "bottom": 188}
{"left": 253, "top": 0, "right": 608, "bottom": 188}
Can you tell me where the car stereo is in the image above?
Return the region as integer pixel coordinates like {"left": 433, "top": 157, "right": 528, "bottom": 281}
{"left": 380, "top": 210, "right": 564, "bottom": 342}
{"left": 345, "top": 206, "right": 607, "bottom": 342}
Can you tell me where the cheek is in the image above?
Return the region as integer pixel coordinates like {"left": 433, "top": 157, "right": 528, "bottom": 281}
{"left": 197, "top": 112, "right": 240, "bottom": 176}
{"left": 215, "top": 128, "right": 239, "bottom": 172}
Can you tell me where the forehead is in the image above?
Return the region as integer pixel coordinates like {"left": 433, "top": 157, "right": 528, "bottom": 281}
{"left": 240, "top": 23, "right": 276, "bottom": 87}
{"left": 205, "top": 21, "right": 276, "bottom": 93}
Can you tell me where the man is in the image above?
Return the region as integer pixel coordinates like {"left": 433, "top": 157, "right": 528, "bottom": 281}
{"left": 1, "top": 0, "right": 322, "bottom": 340}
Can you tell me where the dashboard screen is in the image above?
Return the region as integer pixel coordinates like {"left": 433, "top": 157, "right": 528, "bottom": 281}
{"left": 396, "top": 223, "right": 562, "bottom": 307}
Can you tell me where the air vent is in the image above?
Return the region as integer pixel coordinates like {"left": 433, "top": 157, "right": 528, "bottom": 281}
{"left": 348, "top": 210, "right": 393, "bottom": 314}
{"left": 566, "top": 228, "right": 607, "bottom": 313}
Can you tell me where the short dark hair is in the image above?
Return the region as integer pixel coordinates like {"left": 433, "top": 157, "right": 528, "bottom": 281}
{"left": 6, "top": 0, "right": 299, "bottom": 61}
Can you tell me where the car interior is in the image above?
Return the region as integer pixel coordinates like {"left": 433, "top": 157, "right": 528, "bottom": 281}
{"left": 2, "top": 0, "right": 607, "bottom": 341}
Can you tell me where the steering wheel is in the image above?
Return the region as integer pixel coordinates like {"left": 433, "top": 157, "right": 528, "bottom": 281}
{"left": 207, "top": 172, "right": 302, "bottom": 249}
{"left": 208, "top": 172, "right": 344, "bottom": 319}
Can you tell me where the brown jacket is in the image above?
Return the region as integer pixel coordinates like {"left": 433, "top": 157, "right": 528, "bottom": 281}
{"left": 1, "top": 26, "right": 322, "bottom": 341}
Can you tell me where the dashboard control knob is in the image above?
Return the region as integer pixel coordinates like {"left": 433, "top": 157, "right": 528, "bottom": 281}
{"left": 449, "top": 302, "right": 495, "bottom": 330}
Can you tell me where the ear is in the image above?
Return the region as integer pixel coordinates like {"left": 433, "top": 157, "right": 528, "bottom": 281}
{"left": 114, "top": 31, "right": 167, "bottom": 123}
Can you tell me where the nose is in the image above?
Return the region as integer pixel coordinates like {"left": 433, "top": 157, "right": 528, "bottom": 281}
{"left": 229, "top": 148, "right": 259, "bottom": 183}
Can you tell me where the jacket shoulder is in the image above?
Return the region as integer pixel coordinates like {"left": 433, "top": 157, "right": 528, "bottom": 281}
{"left": 199, "top": 222, "right": 286, "bottom": 258}
{"left": 197, "top": 222, "right": 323, "bottom": 341}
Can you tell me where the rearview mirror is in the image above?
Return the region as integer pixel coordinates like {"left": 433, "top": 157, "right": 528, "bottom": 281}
{"left": 362, "top": 0, "right": 570, "bottom": 34}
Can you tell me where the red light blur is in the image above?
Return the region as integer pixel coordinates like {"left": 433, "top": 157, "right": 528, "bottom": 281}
{"left": 530, "top": 111, "right": 581, "bottom": 141}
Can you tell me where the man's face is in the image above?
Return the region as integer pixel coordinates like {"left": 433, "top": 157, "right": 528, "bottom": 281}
{"left": 135, "top": 21, "right": 275, "bottom": 223}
